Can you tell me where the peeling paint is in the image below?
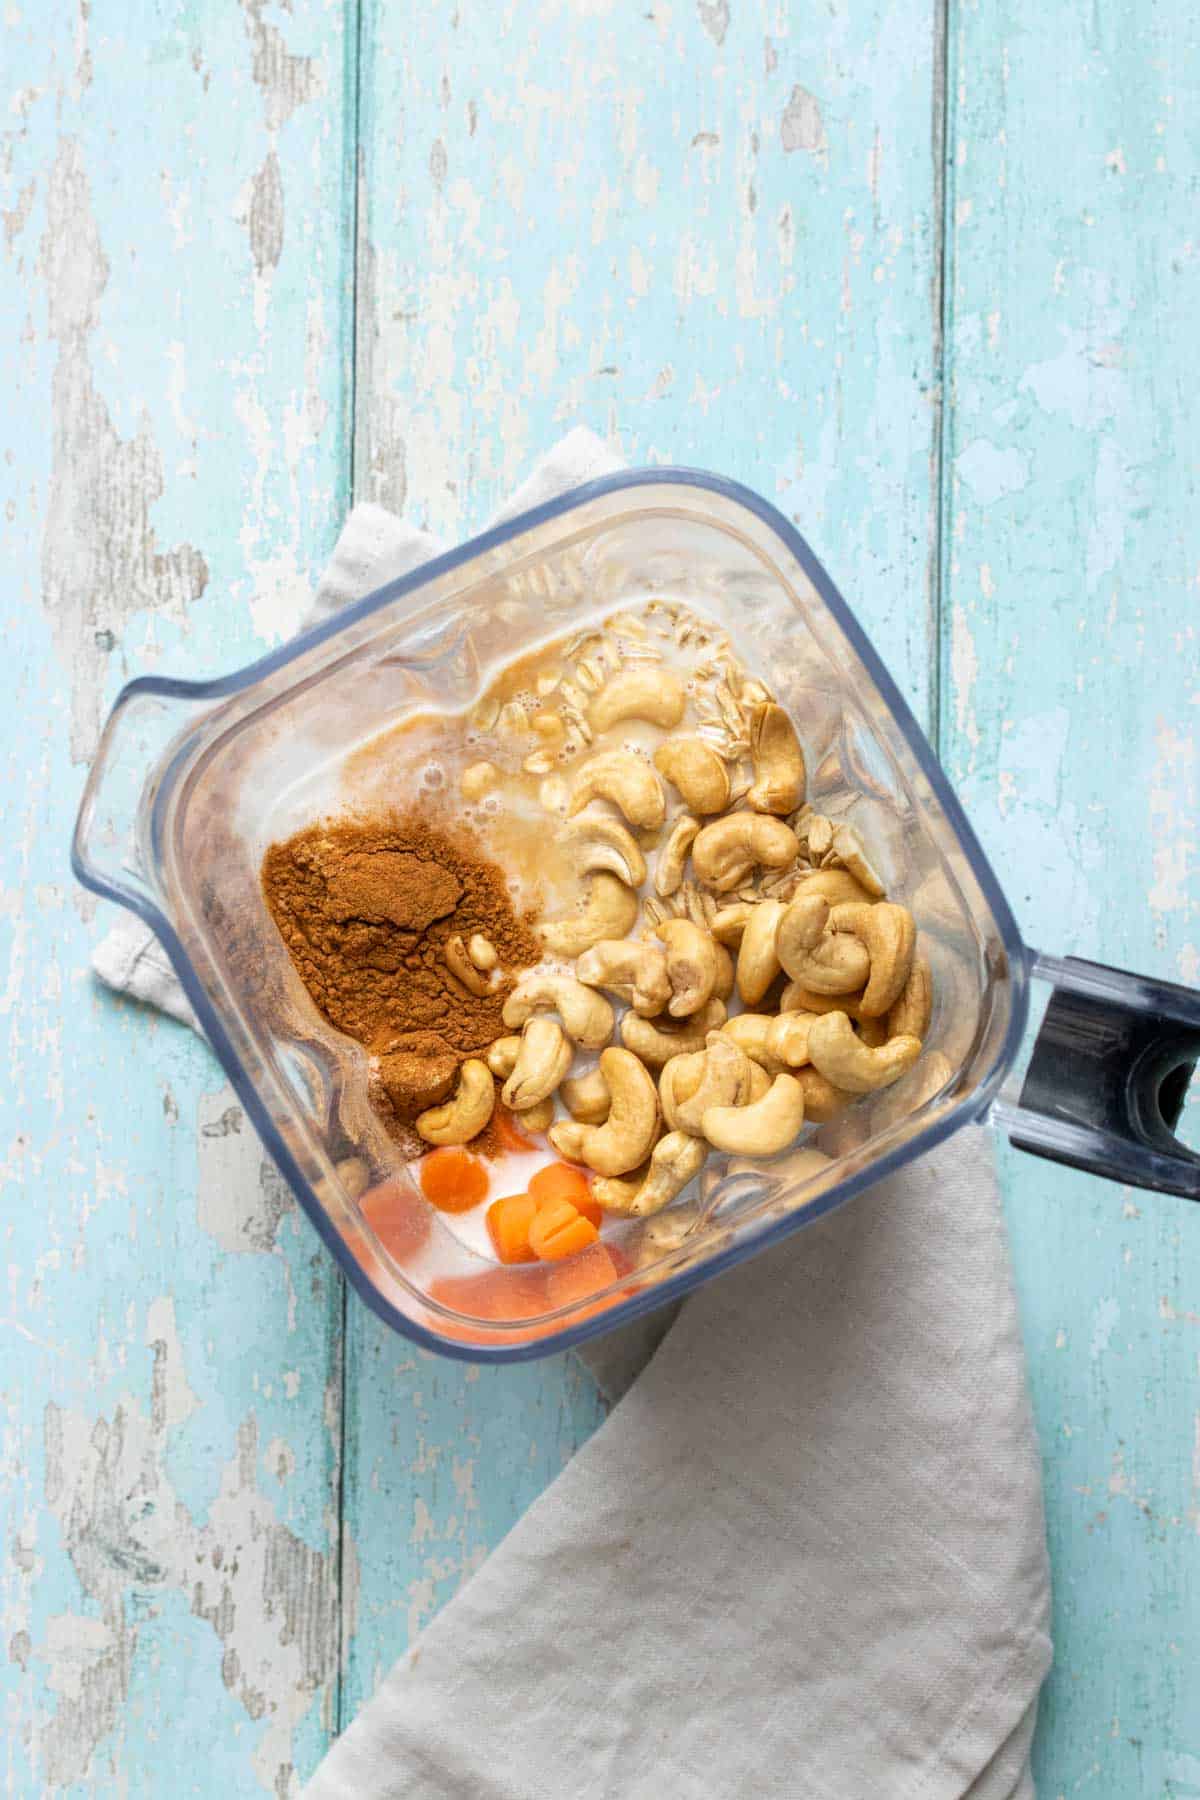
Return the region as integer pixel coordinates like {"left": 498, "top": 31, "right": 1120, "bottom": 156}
{"left": 241, "top": 0, "right": 322, "bottom": 133}
{"left": 38, "top": 139, "right": 208, "bottom": 760}
{"left": 697, "top": 0, "right": 730, "bottom": 48}
{"left": 780, "top": 85, "right": 828, "bottom": 161}
{"left": 249, "top": 149, "right": 284, "bottom": 276}
{"left": 196, "top": 1088, "right": 293, "bottom": 1255}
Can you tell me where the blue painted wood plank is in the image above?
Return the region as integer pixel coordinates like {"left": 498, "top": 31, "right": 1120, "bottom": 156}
{"left": 940, "top": 2, "right": 1200, "bottom": 1791}
{"left": 1, "top": 2, "right": 354, "bottom": 1791}
{"left": 343, "top": 0, "right": 945, "bottom": 1725}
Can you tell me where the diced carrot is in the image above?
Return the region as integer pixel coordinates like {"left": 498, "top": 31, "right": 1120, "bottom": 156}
{"left": 486, "top": 1193, "right": 538, "bottom": 1264}
{"left": 529, "top": 1196, "right": 599, "bottom": 1262}
{"left": 546, "top": 1242, "right": 622, "bottom": 1311}
{"left": 359, "top": 1178, "right": 432, "bottom": 1263}
{"left": 528, "top": 1162, "right": 602, "bottom": 1226}
{"left": 493, "top": 1108, "right": 536, "bottom": 1153}
{"left": 420, "top": 1147, "right": 489, "bottom": 1213}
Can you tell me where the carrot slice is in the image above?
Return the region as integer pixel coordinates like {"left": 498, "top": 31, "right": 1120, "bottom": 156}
{"left": 546, "top": 1242, "right": 622, "bottom": 1310}
{"left": 494, "top": 1108, "right": 536, "bottom": 1153}
{"left": 487, "top": 1193, "right": 538, "bottom": 1265}
{"left": 420, "top": 1148, "right": 489, "bottom": 1213}
{"left": 359, "top": 1179, "right": 432, "bottom": 1263}
{"left": 528, "top": 1162, "right": 602, "bottom": 1227}
{"left": 529, "top": 1196, "right": 599, "bottom": 1262}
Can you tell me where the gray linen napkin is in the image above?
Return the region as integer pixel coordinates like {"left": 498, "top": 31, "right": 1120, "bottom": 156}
{"left": 91, "top": 431, "right": 1051, "bottom": 1797}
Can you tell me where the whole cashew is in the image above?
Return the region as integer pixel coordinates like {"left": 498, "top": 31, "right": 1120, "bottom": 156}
{"left": 561, "top": 1066, "right": 612, "bottom": 1125}
{"left": 780, "top": 979, "right": 869, "bottom": 1019}
{"left": 710, "top": 902, "right": 755, "bottom": 946}
{"left": 567, "top": 750, "right": 666, "bottom": 829}
{"left": 735, "top": 898, "right": 785, "bottom": 1005}
{"left": 575, "top": 938, "right": 671, "bottom": 1017}
{"left": 416, "top": 1060, "right": 495, "bottom": 1145}
{"left": 592, "top": 1131, "right": 708, "bottom": 1218}
{"left": 722, "top": 1011, "right": 815, "bottom": 1071}
{"left": 692, "top": 814, "right": 799, "bottom": 893}
{"left": 444, "top": 933, "right": 492, "bottom": 996}
{"left": 795, "top": 1066, "right": 853, "bottom": 1123}
{"left": 468, "top": 934, "right": 499, "bottom": 972}
{"left": 701, "top": 1073, "right": 807, "bottom": 1156}
{"left": 663, "top": 1034, "right": 754, "bottom": 1135}
{"left": 620, "top": 998, "right": 728, "bottom": 1066}
{"left": 655, "top": 814, "right": 701, "bottom": 897}
{"left": 562, "top": 811, "right": 648, "bottom": 887}
{"left": 486, "top": 1035, "right": 522, "bottom": 1078}
{"left": 538, "top": 871, "right": 640, "bottom": 957}
{"left": 791, "top": 868, "right": 880, "bottom": 909}
{"left": 747, "top": 703, "right": 806, "bottom": 815}
{"left": 590, "top": 666, "right": 686, "bottom": 732}
{"left": 516, "top": 1095, "right": 555, "bottom": 1133}
{"left": 887, "top": 952, "right": 933, "bottom": 1040}
{"left": 827, "top": 901, "right": 917, "bottom": 1018}
{"left": 658, "top": 1051, "right": 705, "bottom": 1132}
{"left": 653, "top": 737, "right": 731, "bottom": 814}
{"left": 776, "top": 894, "right": 871, "bottom": 994}
{"left": 502, "top": 1016, "right": 574, "bottom": 1110}
{"left": 547, "top": 1047, "right": 660, "bottom": 1176}
{"left": 503, "top": 971, "right": 615, "bottom": 1048}
{"left": 828, "top": 823, "right": 886, "bottom": 899}
{"left": 656, "top": 917, "right": 721, "bottom": 1018}
{"left": 806, "top": 1010, "right": 922, "bottom": 1093}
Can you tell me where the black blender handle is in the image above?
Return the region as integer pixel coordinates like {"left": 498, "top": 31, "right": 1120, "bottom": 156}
{"left": 1009, "top": 954, "right": 1200, "bottom": 1200}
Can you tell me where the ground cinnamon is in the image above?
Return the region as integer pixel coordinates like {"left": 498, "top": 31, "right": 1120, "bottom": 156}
{"left": 262, "top": 811, "right": 540, "bottom": 1146}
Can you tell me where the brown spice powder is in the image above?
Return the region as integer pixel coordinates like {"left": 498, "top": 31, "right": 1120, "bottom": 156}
{"left": 262, "top": 812, "right": 540, "bottom": 1140}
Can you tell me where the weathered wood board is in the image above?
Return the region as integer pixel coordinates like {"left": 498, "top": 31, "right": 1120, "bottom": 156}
{"left": 1, "top": 0, "right": 1197, "bottom": 1793}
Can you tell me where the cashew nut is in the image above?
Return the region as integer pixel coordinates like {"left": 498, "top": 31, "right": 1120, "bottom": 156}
{"left": 653, "top": 737, "right": 731, "bottom": 815}
{"left": 468, "top": 933, "right": 498, "bottom": 972}
{"left": 538, "top": 871, "right": 640, "bottom": 957}
{"left": 416, "top": 1060, "right": 495, "bottom": 1145}
{"left": 592, "top": 1131, "right": 708, "bottom": 1218}
{"left": 701, "top": 1073, "right": 807, "bottom": 1156}
{"left": 828, "top": 901, "right": 916, "bottom": 1018}
{"left": 792, "top": 1067, "right": 851, "bottom": 1123}
{"left": 747, "top": 703, "right": 806, "bottom": 815}
{"left": 721, "top": 1011, "right": 815, "bottom": 1071}
{"left": 656, "top": 917, "right": 721, "bottom": 1018}
{"left": 460, "top": 761, "right": 500, "bottom": 802}
{"left": 655, "top": 814, "right": 701, "bottom": 897}
{"left": 576, "top": 938, "right": 671, "bottom": 1017}
{"left": 887, "top": 952, "right": 933, "bottom": 1040}
{"left": 561, "top": 1066, "right": 612, "bottom": 1124}
{"left": 662, "top": 1034, "right": 754, "bottom": 1135}
{"left": 829, "top": 823, "right": 886, "bottom": 899}
{"left": 780, "top": 979, "right": 869, "bottom": 1019}
{"left": 735, "top": 898, "right": 785, "bottom": 1005}
{"left": 547, "top": 1047, "right": 660, "bottom": 1176}
{"left": 776, "top": 894, "right": 871, "bottom": 994}
{"left": 711, "top": 940, "right": 735, "bottom": 1000}
{"left": 710, "top": 902, "right": 755, "bottom": 946}
{"left": 791, "top": 868, "right": 881, "bottom": 909}
{"left": 503, "top": 972, "right": 615, "bottom": 1048}
{"left": 590, "top": 666, "right": 686, "bottom": 732}
{"left": 562, "top": 811, "right": 648, "bottom": 887}
{"left": 567, "top": 750, "right": 666, "bottom": 829}
{"left": 516, "top": 1096, "right": 555, "bottom": 1133}
{"left": 444, "top": 933, "right": 492, "bottom": 996}
{"left": 806, "top": 1010, "right": 922, "bottom": 1093}
{"left": 620, "top": 998, "right": 728, "bottom": 1066}
{"left": 502, "top": 1017, "right": 574, "bottom": 1110}
{"left": 486, "top": 1035, "right": 522, "bottom": 1078}
{"left": 692, "top": 814, "right": 799, "bottom": 893}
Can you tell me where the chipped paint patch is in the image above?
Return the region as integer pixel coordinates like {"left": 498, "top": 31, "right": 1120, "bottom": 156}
{"left": 196, "top": 1087, "right": 293, "bottom": 1255}
{"left": 697, "top": 0, "right": 730, "bottom": 48}
{"left": 954, "top": 436, "right": 1029, "bottom": 504}
{"left": 780, "top": 85, "right": 828, "bottom": 162}
{"left": 38, "top": 139, "right": 208, "bottom": 760}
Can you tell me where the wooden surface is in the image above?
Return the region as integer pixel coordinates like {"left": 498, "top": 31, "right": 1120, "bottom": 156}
{"left": 2, "top": 2, "right": 1197, "bottom": 1793}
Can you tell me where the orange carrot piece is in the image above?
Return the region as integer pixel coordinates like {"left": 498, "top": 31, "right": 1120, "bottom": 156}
{"left": 546, "top": 1243, "right": 622, "bottom": 1310}
{"left": 487, "top": 1193, "right": 538, "bottom": 1265}
{"left": 493, "top": 1108, "right": 536, "bottom": 1153}
{"left": 419, "top": 1148, "right": 489, "bottom": 1213}
{"left": 359, "top": 1179, "right": 432, "bottom": 1263}
{"left": 529, "top": 1196, "right": 599, "bottom": 1262}
{"left": 528, "top": 1162, "right": 601, "bottom": 1227}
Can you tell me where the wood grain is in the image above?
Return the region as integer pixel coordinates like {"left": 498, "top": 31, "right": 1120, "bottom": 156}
{"left": 941, "top": 2, "right": 1200, "bottom": 1792}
